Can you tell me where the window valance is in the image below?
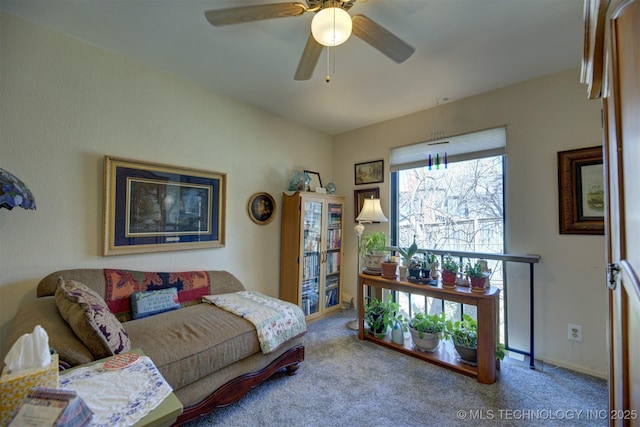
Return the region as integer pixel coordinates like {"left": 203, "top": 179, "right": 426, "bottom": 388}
{"left": 390, "top": 126, "right": 506, "bottom": 171}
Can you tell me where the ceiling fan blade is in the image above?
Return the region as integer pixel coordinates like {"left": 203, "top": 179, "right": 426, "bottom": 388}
{"left": 351, "top": 14, "right": 415, "bottom": 63}
{"left": 294, "top": 33, "right": 323, "bottom": 80}
{"left": 204, "top": 3, "right": 307, "bottom": 27}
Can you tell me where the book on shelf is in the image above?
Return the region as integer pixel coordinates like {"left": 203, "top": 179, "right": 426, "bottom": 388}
{"left": 325, "top": 288, "right": 339, "bottom": 308}
{"left": 302, "top": 253, "right": 320, "bottom": 279}
{"left": 326, "top": 229, "right": 341, "bottom": 249}
{"left": 302, "top": 297, "right": 318, "bottom": 315}
{"left": 325, "top": 276, "right": 339, "bottom": 290}
{"left": 324, "top": 252, "right": 341, "bottom": 274}
{"left": 328, "top": 204, "right": 342, "bottom": 228}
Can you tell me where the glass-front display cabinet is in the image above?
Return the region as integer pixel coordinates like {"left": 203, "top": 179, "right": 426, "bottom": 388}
{"left": 280, "top": 192, "right": 344, "bottom": 320}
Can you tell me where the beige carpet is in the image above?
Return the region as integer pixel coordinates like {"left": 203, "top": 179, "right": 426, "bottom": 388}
{"left": 184, "top": 309, "right": 607, "bottom": 426}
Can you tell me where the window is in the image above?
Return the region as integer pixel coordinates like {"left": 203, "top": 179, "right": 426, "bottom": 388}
{"left": 395, "top": 156, "right": 504, "bottom": 252}
{"left": 389, "top": 127, "right": 506, "bottom": 332}
{"left": 390, "top": 127, "right": 506, "bottom": 252}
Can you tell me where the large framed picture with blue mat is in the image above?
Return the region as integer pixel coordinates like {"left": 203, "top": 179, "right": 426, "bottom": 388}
{"left": 103, "top": 156, "right": 226, "bottom": 255}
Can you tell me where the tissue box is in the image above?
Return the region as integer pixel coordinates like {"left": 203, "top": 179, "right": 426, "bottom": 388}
{"left": 0, "top": 354, "right": 58, "bottom": 426}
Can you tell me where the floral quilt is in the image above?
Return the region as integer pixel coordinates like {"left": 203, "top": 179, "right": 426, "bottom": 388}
{"left": 202, "top": 291, "right": 306, "bottom": 354}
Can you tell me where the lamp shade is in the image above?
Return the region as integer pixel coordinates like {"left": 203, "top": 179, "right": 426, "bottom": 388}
{"left": 311, "top": 7, "right": 352, "bottom": 47}
{"left": 356, "top": 198, "right": 388, "bottom": 223}
{"left": 0, "top": 168, "right": 36, "bottom": 210}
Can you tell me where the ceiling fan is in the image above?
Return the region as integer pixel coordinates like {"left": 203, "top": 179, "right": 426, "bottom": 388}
{"left": 204, "top": 0, "right": 415, "bottom": 81}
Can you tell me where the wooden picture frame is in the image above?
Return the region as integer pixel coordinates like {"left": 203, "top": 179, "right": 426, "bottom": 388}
{"left": 103, "top": 156, "right": 226, "bottom": 255}
{"left": 247, "top": 192, "right": 276, "bottom": 225}
{"left": 558, "top": 146, "right": 604, "bottom": 235}
{"left": 354, "top": 187, "right": 380, "bottom": 222}
{"left": 304, "top": 170, "right": 322, "bottom": 191}
{"left": 355, "top": 160, "right": 384, "bottom": 185}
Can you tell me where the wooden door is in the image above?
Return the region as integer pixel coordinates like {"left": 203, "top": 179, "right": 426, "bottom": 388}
{"left": 607, "top": 0, "right": 640, "bottom": 419}
{"left": 583, "top": 0, "right": 640, "bottom": 422}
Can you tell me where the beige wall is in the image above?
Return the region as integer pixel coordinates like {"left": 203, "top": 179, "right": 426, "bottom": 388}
{"left": 0, "top": 13, "right": 332, "bottom": 348}
{"left": 332, "top": 68, "right": 607, "bottom": 377}
{"left": 1, "top": 12, "right": 607, "bottom": 378}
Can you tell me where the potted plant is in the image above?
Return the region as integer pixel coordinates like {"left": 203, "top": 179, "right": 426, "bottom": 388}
{"left": 423, "top": 252, "right": 438, "bottom": 279}
{"left": 445, "top": 314, "right": 506, "bottom": 365}
{"left": 445, "top": 314, "right": 478, "bottom": 364}
{"left": 407, "top": 256, "right": 422, "bottom": 279}
{"left": 465, "top": 261, "right": 487, "bottom": 292}
{"left": 364, "top": 297, "right": 398, "bottom": 338}
{"left": 496, "top": 342, "right": 507, "bottom": 361}
{"left": 381, "top": 253, "right": 398, "bottom": 279}
{"left": 408, "top": 312, "right": 446, "bottom": 352}
{"left": 361, "top": 231, "right": 387, "bottom": 273}
{"left": 441, "top": 255, "right": 459, "bottom": 286}
{"left": 396, "top": 236, "right": 418, "bottom": 267}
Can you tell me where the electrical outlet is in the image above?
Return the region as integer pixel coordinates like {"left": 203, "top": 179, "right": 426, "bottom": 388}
{"left": 568, "top": 324, "right": 582, "bottom": 342}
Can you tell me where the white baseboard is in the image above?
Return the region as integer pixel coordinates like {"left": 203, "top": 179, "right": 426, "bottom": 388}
{"left": 539, "top": 357, "right": 606, "bottom": 379}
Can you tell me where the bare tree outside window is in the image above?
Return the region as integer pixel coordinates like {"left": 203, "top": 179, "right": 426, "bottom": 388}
{"left": 394, "top": 156, "right": 505, "bottom": 326}
{"left": 397, "top": 156, "right": 504, "bottom": 253}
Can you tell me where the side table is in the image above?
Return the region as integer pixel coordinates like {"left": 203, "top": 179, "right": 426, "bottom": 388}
{"left": 60, "top": 349, "right": 182, "bottom": 427}
{"left": 358, "top": 274, "right": 500, "bottom": 384}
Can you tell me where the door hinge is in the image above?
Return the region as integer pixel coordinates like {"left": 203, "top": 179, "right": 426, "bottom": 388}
{"left": 606, "top": 263, "right": 620, "bottom": 290}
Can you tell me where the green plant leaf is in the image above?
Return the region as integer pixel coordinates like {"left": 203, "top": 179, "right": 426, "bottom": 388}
{"left": 397, "top": 236, "right": 418, "bottom": 262}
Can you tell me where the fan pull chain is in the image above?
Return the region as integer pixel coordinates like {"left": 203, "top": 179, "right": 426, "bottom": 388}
{"left": 325, "top": 46, "right": 331, "bottom": 83}
{"left": 325, "top": 46, "right": 337, "bottom": 83}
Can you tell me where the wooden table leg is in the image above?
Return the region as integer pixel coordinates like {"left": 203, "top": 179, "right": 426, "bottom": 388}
{"left": 476, "top": 298, "right": 497, "bottom": 384}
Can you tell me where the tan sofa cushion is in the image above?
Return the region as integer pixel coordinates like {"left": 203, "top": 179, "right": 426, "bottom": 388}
{"left": 123, "top": 303, "right": 260, "bottom": 391}
{"left": 55, "top": 278, "right": 131, "bottom": 359}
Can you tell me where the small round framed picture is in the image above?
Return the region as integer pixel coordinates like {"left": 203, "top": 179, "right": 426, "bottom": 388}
{"left": 248, "top": 192, "right": 276, "bottom": 225}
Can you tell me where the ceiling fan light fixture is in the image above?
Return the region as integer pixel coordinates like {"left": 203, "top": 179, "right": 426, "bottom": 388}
{"left": 311, "top": 7, "right": 352, "bottom": 47}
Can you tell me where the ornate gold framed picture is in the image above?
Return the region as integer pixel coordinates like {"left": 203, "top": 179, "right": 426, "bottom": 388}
{"left": 248, "top": 192, "right": 276, "bottom": 225}
{"left": 558, "top": 146, "right": 604, "bottom": 235}
{"left": 103, "top": 156, "right": 226, "bottom": 255}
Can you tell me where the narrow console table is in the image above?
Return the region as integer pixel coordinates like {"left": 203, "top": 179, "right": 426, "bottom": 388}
{"left": 357, "top": 273, "right": 500, "bottom": 384}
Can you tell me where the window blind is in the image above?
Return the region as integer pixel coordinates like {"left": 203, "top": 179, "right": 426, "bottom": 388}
{"left": 390, "top": 126, "right": 506, "bottom": 172}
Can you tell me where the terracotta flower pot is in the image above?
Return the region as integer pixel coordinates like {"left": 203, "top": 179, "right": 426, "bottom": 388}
{"left": 381, "top": 262, "right": 398, "bottom": 279}
{"left": 442, "top": 269, "right": 457, "bottom": 285}
{"left": 470, "top": 276, "right": 486, "bottom": 292}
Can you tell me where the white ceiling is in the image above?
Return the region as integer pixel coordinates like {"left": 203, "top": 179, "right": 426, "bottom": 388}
{"left": 1, "top": 0, "right": 585, "bottom": 136}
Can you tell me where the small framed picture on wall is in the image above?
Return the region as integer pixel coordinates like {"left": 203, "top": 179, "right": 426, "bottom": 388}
{"left": 354, "top": 160, "right": 384, "bottom": 185}
{"left": 557, "top": 146, "right": 604, "bottom": 235}
{"left": 304, "top": 170, "right": 322, "bottom": 191}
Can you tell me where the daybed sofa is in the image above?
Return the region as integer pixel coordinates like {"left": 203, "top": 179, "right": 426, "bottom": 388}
{"left": 1, "top": 269, "right": 306, "bottom": 425}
